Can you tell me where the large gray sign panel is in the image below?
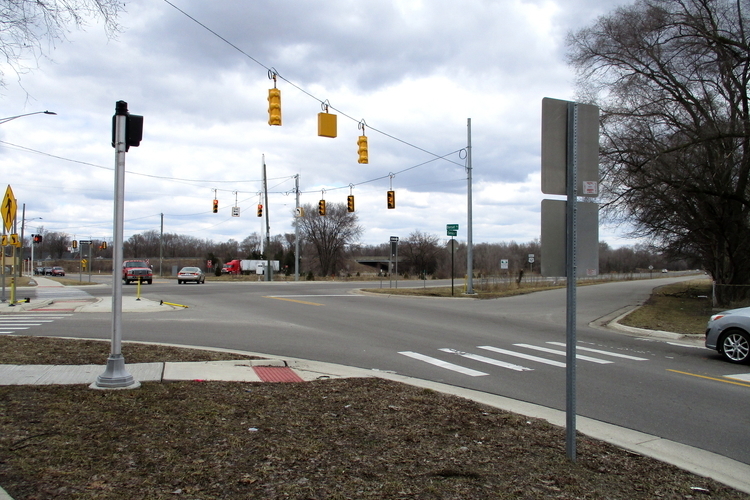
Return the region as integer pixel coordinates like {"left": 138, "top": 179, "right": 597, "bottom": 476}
{"left": 540, "top": 199, "right": 599, "bottom": 277}
{"left": 541, "top": 97, "right": 600, "bottom": 196}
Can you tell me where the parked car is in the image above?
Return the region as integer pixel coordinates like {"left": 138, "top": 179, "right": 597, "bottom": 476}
{"left": 705, "top": 307, "right": 750, "bottom": 364}
{"left": 50, "top": 266, "right": 65, "bottom": 277}
{"left": 177, "top": 267, "right": 205, "bottom": 284}
{"left": 43, "top": 267, "right": 53, "bottom": 275}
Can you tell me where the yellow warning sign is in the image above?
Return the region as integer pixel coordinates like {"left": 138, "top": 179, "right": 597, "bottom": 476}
{"left": 2, "top": 185, "right": 17, "bottom": 232}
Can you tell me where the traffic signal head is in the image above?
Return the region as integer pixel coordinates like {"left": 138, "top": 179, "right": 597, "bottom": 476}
{"left": 100, "top": 241, "right": 107, "bottom": 250}
{"left": 357, "top": 135, "right": 368, "bottom": 164}
{"left": 268, "top": 88, "right": 282, "bottom": 126}
{"left": 387, "top": 190, "right": 395, "bottom": 209}
{"left": 212, "top": 199, "right": 219, "bottom": 213}
{"left": 32, "top": 234, "right": 42, "bottom": 244}
{"left": 347, "top": 195, "right": 355, "bottom": 213}
{"left": 257, "top": 204, "right": 263, "bottom": 217}
{"left": 318, "top": 199, "right": 326, "bottom": 216}
{"left": 72, "top": 240, "right": 78, "bottom": 249}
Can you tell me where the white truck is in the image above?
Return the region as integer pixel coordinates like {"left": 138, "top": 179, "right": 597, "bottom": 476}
{"left": 223, "top": 259, "right": 280, "bottom": 275}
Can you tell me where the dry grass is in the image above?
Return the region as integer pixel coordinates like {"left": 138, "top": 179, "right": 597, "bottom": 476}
{"left": 0, "top": 337, "right": 748, "bottom": 499}
{"left": 619, "top": 279, "right": 713, "bottom": 335}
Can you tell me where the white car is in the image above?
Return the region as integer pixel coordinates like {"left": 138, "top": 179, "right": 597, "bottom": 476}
{"left": 177, "top": 267, "right": 205, "bottom": 284}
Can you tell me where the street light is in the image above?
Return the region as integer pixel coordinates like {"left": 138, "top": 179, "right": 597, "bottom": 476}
{"left": 0, "top": 110, "right": 57, "bottom": 125}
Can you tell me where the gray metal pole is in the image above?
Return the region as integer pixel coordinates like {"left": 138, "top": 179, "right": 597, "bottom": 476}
{"left": 466, "top": 118, "right": 474, "bottom": 294}
{"left": 565, "top": 102, "right": 579, "bottom": 460}
{"left": 95, "top": 100, "right": 137, "bottom": 389}
{"left": 159, "top": 213, "right": 163, "bottom": 277}
{"left": 18, "top": 204, "right": 25, "bottom": 278}
{"left": 263, "top": 156, "right": 272, "bottom": 281}
{"left": 294, "top": 174, "right": 300, "bottom": 281}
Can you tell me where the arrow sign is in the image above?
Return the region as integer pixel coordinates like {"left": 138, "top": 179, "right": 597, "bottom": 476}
{"left": 2, "top": 185, "right": 17, "bottom": 232}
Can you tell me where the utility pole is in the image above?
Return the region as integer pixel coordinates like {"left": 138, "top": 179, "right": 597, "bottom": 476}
{"left": 295, "top": 174, "right": 300, "bottom": 281}
{"left": 159, "top": 213, "right": 164, "bottom": 277}
{"left": 262, "top": 155, "right": 272, "bottom": 281}
{"left": 466, "top": 118, "right": 474, "bottom": 294}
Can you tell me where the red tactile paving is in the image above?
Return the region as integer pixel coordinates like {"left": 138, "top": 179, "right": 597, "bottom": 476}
{"left": 253, "top": 366, "right": 305, "bottom": 383}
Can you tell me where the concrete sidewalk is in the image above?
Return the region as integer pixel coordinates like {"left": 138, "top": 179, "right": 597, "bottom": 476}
{"left": 1, "top": 278, "right": 750, "bottom": 497}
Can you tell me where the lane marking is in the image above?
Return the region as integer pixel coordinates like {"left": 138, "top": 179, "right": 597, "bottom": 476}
{"left": 514, "top": 343, "right": 613, "bottom": 364}
{"left": 0, "top": 323, "right": 44, "bottom": 327}
{"left": 399, "top": 351, "right": 488, "bottom": 377}
{"left": 667, "top": 369, "right": 750, "bottom": 388}
{"left": 547, "top": 342, "right": 649, "bottom": 361}
{"left": 726, "top": 373, "right": 750, "bottom": 382}
{"left": 265, "top": 294, "right": 362, "bottom": 298}
{"left": 477, "top": 345, "right": 566, "bottom": 367}
{"left": 263, "top": 296, "right": 324, "bottom": 306}
{"left": 440, "top": 348, "right": 533, "bottom": 372}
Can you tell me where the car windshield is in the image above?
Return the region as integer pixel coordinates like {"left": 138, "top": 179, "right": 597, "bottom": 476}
{"left": 181, "top": 268, "right": 200, "bottom": 272}
{"left": 126, "top": 261, "right": 149, "bottom": 268}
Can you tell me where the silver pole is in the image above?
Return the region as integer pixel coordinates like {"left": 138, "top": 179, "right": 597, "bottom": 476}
{"left": 466, "top": 118, "right": 474, "bottom": 294}
{"left": 95, "top": 100, "right": 137, "bottom": 389}
{"left": 18, "top": 203, "right": 25, "bottom": 278}
{"left": 263, "top": 155, "right": 272, "bottom": 281}
{"left": 565, "top": 102, "right": 579, "bottom": 460}
{"left": 159, "top": 213, "right": 164, "bottom": 277}
{"left": 294, "top": 174, "right": 300, "bottom": 281}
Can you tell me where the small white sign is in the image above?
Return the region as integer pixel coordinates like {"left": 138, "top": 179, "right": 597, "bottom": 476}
{"left": 528, "top": 254, "right": 535, "bottom": 263}
{"left": 232, "top": 206, "right": 240, "bottom": 217}
{"left": 295, "top": 207, "right": 304, "bottom": 217}
{"left": 500, "top": 259, "right": 509, "bottom": 270}
{"left": 583, "top": 181, "right": 598, "bottom": 195}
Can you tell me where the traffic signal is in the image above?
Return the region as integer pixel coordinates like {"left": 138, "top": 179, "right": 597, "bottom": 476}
{"left": 100, "top": 241, "right": 107, "bottom": 250}
{"left": 32, "top": 234, "right": 42, "bottom": 244}
{"left": 268, "top": 88, "right": 281, "bottom": 126}
{"left": 387, "top": 190, "right": 395, "bottom": 209}
{"left": 347, "top": 195, "right": 355, "bottom": 213}
{"left": 72, "top": 240, "right": 78, "bottom": 249}
{"left": 212, "top": 199, "right": 219, "bottom": 213}
{"left": 357, "top": 135, "right": 368, "bottom": 164}
{"left": 318, "top": 199, "right": 326, "bottom": 216}
{"left": 257, "top": 204, "right": 263, "bottom": 217}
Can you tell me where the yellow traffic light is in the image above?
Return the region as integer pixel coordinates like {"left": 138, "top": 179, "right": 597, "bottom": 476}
{"left": 268, "top": 88, "right": 281, "bottom": 126}
{"left": 257, "top": 204, "right": 263, "bottom": 217}
{"left": 357, "top": 135, "right": 368, "bottom": 164}
{"left": 318, "top": 199, "right": 326, "bottom": 216}
{"left": 212, "top": 199, "right": 219, "bottom": 213}
{"left": 387, "top": 190, "right": 395, "bottom": 209}
{"left": 347, "top": 195, "right": 355, "bottom": 213}
{"left": 72, "top": 240, "right": 78, "bottom": 249}
{"left": 100, "top": 241, "right": 107, "bottom": 250}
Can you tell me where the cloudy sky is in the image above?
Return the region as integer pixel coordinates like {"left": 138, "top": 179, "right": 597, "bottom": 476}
{"left": 0, "top": 0, "right": 633, "bottom": 249}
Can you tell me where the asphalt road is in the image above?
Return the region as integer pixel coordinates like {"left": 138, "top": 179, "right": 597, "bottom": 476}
{"left": 11, "top": 275, "right": 750, "bottom": 465}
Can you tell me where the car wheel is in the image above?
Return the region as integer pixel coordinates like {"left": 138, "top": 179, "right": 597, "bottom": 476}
{"left": 720, "top": 330, "right": 750, "bottom": 364}
{"left": 147, "top": 279, "right": 152, "bottom": 284}
{"left": 178, "top": 280, "right": 182, "bottom": 284}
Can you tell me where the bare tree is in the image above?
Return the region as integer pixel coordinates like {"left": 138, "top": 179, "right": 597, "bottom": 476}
{"left": 296, "top": 202, "right": 363, "bottom": 276}
{"left": 402, "top": 230, "right": 440, "bottom": 276}
{"left": 567, "top": 0, "right": 750, "bottom": 304}
{"left": 0, "top": 0, "right": 124, "bottom": 86}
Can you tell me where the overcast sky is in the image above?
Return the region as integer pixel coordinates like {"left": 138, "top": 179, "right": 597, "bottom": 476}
{"left": 0, "top": 0, "right": 634, "bottom": 249}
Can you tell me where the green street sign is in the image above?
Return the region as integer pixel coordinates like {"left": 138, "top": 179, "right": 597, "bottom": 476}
{"left": 447, "top": 230, "right": 457, "bottom": 236}
{"left": 447, "top": 224, "right": 459, "bottom": 230}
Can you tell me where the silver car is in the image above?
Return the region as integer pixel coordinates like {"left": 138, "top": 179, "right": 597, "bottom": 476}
{"left": 177, "top": 267, "right": 205, "bottom": 284}
{"left": 705, "top": 307, "right": 750, "bottom": 364}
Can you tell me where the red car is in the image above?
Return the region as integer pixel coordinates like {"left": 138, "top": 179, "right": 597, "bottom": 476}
{"left": 51, "top": 266, "right": 65, "bottom": 276}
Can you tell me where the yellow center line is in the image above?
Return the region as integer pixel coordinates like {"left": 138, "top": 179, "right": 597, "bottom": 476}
{"left": 667, "top": 369, "right": 750, "bottom": 388}
{"left": 264, "top": 296, "right": 324, "bottom": 306}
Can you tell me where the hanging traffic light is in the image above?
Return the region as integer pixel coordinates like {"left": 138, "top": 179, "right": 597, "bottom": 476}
{"left": 100, "top": 241, "right": 107, "bottom": 250}
{"left": 268, "top": 88, "right": 281, "bottom": 126}
{"left": 212, "top": 199, "right": 219, "bottom": 213}
{"left": 347, "top": 195, "right": 355, "bottom": 213}
{"left": 387, "top": 190, "right": 395, "bottom": 209}
{"left": 318, "top": 199, "right": 326, "bottom": 216}
{"left": 72, "top": 240, "right": 78, "bottom": 249}
{"left": 257, "top": 204, "right": 263, "bottom": 217}
{"left": 357, "top": 135, "right": 368, "bottom": 164}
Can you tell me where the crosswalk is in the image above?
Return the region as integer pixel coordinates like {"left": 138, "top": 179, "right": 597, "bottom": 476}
{"left": 0, "top": 313, "right": 72, "bottom": 334}
{"left": 399, "top": 342, "right": 649, "bottom": 377}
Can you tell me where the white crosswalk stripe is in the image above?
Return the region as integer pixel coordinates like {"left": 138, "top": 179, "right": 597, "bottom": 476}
{"left": 398, "top": 351, "right": 488, "bottom": 377}
{"left": 439, "top": 348, "right": 533, "bottom": 372}
{"left": 546, "top": 342, "right": 649, "bottom": 360}
{"left": 400, "top": 342, "right": 652, "bottom": 378}
{"left": 0, "top": 313, "right": 72, "bottom": 335}
{"left": 513, "top": 343, "right": 613, "bottom": 364}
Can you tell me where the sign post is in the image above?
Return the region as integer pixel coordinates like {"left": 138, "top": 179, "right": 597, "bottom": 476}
{"left": 390, "top": 236, "right": 399, "bottom": 289}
